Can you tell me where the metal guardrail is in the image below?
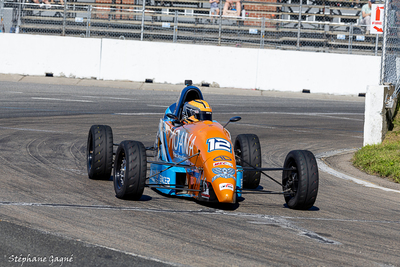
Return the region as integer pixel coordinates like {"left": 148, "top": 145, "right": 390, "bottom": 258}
{"left": 0, "top": 0, "right": 389, "bottom": 55}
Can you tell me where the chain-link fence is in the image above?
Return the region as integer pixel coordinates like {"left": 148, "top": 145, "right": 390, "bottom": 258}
{"left": 0, "top": 0, "right": 387, "bottom": 55}
{"left": 380, "top": 0, "right": 400, "bottom": 104}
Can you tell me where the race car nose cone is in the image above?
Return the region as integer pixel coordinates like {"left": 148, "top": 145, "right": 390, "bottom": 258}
{"left": 213, "top": 180, "right": 236, "bottom": 203}
{"left": 217, "top": 191, "right": 235, "bottom": 203}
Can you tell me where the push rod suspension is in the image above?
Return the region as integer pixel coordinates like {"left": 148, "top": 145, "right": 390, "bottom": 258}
{"left": 236, "top": 155, "right": 294, "bottom": 187}
{"left": 146, "top": 152, "right": 200, "bottom": 180}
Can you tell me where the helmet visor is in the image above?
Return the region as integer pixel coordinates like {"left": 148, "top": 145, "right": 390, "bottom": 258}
{"left": 197, "top": 111, "right": 212, "bottom": 121}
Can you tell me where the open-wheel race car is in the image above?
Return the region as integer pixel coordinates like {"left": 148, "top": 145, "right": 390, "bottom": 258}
{"left": 86, "top": 86, "right": 319, "bottom": 210}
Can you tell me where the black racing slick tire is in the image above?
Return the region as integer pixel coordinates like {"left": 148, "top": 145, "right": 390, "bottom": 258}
{"left": 282, "top": 150, "right": 319, "bottom": 210}
{"left": 87, "top": 125, "right": 113, "bottom": 180}
{"left": 114, "top": 140, "right": 147, "bottom": 200}
{"left": 234, "top": 134, "right": 262, "bottom": 189}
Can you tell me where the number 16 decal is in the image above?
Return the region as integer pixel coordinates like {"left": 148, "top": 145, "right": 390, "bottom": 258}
{"left": 207, "top": 138, "right": 232, "bottom": 152}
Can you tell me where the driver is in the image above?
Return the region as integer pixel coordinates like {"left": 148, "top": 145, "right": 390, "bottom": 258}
{"left": 182, "top": 100, "right": 212, "bottom": 123}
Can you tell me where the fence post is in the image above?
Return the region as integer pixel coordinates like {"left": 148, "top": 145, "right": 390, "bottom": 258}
{"left": 14, "top": 0, "right": 22, "bottom": 33}
{"left": 218, "top": 5, "right": 222, "bottom": 45}
{"left": 375, "top": 34, "right": 379, "bottom": 56}
{"left": 0, "top": 0, "right": 4, "bottom": 33}
{"left": 86, "top": 5, "right": 91, "bottom": 38}
{"left": 296, "top": 0, "right": 302, "bottom": 49}
{"left": 173, "top": 10, "right": 177, "bottom": 43}
{"left": 140, "top": 0, "right": 145, "bottom": 41}
{"left": 62, "top": 0, "right": 67, "bottom": 36}
{"left": 260, "top": 17, "right": 265, "bottom": 49}
{"left": 380, "top": 0, "right": 390, "bottom": 84}
{"left": 348, "top": 23, "right": 353, "bottom": 54}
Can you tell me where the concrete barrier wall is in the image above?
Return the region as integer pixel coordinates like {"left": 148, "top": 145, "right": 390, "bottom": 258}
{"left": 363, "top": 85, "right": 397, "bottom": 146}
{"left": 0, "top": 34, "right": 101, "bottom": 78}
{"left": 0, "top": 33, "right": 381, "bottom": 95}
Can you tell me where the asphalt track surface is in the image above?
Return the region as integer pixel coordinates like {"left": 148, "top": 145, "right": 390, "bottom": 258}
{"left": 0, "top": 76, "right": 399, "bottom": 267}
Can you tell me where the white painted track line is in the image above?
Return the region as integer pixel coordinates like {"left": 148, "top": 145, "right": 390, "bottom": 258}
{"left": 316, "top": 149, "right": 400, "bottom": 194}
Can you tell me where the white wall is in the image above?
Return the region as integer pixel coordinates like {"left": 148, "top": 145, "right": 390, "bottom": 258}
{"left": 0, "top": 34, "right": 101, "bottom": 78}
{"left": 363, "top": 84, "right": 397, "bottom": 146}
{"left": 0, "top": 33, "right": 381, "bottom": 95}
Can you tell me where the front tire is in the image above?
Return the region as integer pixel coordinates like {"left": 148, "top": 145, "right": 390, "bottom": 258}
{"left": 282, "top": 150, "right": 319, "bottom": 210}
{"left": 234, "top": 134, "right": 262, "bottom": 189}
{"left": 87, "top": 125, "right": 113, "bottom": 180}
{"left": 114, "top": 140, "right": 147, "bottom": 200}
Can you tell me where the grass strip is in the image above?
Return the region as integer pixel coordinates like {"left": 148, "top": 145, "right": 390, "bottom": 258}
{"left": 352, "top": 100, "right": 400, "bottom": 183}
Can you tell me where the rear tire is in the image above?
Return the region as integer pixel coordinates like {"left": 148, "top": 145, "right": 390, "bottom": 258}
{"left": 282, "top": 150, "right": 319, "bottom": 210}
{"left": 87, "top": 125, "right": 113, "bottom": 180}
{"left": 114, "top": 140, "right": 147, "bottom": 200}
{"left": 234, "top": 134, "right": 262, "bottom": 189}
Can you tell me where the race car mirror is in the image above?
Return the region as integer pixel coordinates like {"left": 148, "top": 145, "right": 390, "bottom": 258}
{"left": 223, "top": 116, "right": 242, "bottom": 128}
{"left": 230, "top": 116, "right": 241, "bottom": 122}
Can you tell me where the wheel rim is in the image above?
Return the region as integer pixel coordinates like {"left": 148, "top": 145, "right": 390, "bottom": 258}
{"left": 87, "top": 133, "right": 93, "bottom": 173}
{"left": 115, "top": 152, "right": 126, "bottom": 190}
{"left": 283, "top": 160, "right": 298, "bottom": 198}
{"left": 234, "top": 142, "right": 242, "bottom": 166}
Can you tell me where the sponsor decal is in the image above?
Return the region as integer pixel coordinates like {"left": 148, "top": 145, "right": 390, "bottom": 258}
{"left": 211, "top": 168, "right": 236, "bottom": 182}
{"left": 219, "top": 183, "right": 234, "bottom": 191}
{"left": 159, "top": 175, "right": 170, "bottom": 184}
{"left": 213, "top": 155, "right": 232, "bottom": 161}
{"left": 207, "top": 138, "right": 232, "bottom": 152}
{"left": 166, "top": 126, "right": 196, "bottom": 159}
{"left": 213, "top": 161, "right": 233, "bottom": 168}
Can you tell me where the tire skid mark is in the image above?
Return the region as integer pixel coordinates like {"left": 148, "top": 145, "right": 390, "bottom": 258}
{"left": 26, "top": 137, "right": 84, "bottom": 177}
{"left": 219, "top": 111, "right": 364, "bottom": 122}
{"left": 247, "top": 220, "right": 339, "bottom": 245}
{"left": 0, "top": 201, "right": 373, "bottom": 245}
{"left": 235, "top": 122, "right": 363, "bottom": 135}
{"left": 8, "top": 138, "right": 71, "bottom": 187}
{"left": 59, "top": 168, "right": 86, "bottom": 175}
{"left": 81, "top": 96, "right": 137, "bottom": 101}
{"left": 68, "top": 141, "right": 86, "bottom": 172}
{"left": 0, "top": 126, "right": 63, "bottom": 133}
{"left": 0, "top": 136, "right": 70, "bottom": 184}
{"left": 81, "top": 242, "right": 185, "bottom": 267}
{"left": 216, "top": 211, "right": 341, "bottom": 245}
{"left": 26, "top": 138, "right": 44, "bottom": 165}
{"left": 31, "top": 97, "right": 94, "bottom": 103}
{"left": 69, "top": 142, "right": 81, "bottom": 163}
{"left": 230, "top": 122, "right": 363, "bottom": 140}
{"left": 114, "top": 113, "right": 164, "bottom": 116}
{"left": 1, "top": 131, "right": 84, "bottom": 187}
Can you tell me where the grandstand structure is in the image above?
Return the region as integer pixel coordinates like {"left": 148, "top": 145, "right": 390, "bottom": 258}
{"left": 0, "top": 0, "right": 394, "bottom": 54}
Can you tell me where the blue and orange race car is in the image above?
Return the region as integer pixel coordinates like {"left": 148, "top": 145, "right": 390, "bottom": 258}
{"left": 86, "top": 86, "right": 319, "bottom": 210}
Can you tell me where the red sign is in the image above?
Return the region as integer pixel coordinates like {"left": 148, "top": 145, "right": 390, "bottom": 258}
{"left": 371, "top": 4, "right": 384, "bottom": 34}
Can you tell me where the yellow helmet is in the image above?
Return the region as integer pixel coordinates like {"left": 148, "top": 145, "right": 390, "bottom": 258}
{"left": 182, "top": 100, "right": 212, "bottom": 122}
